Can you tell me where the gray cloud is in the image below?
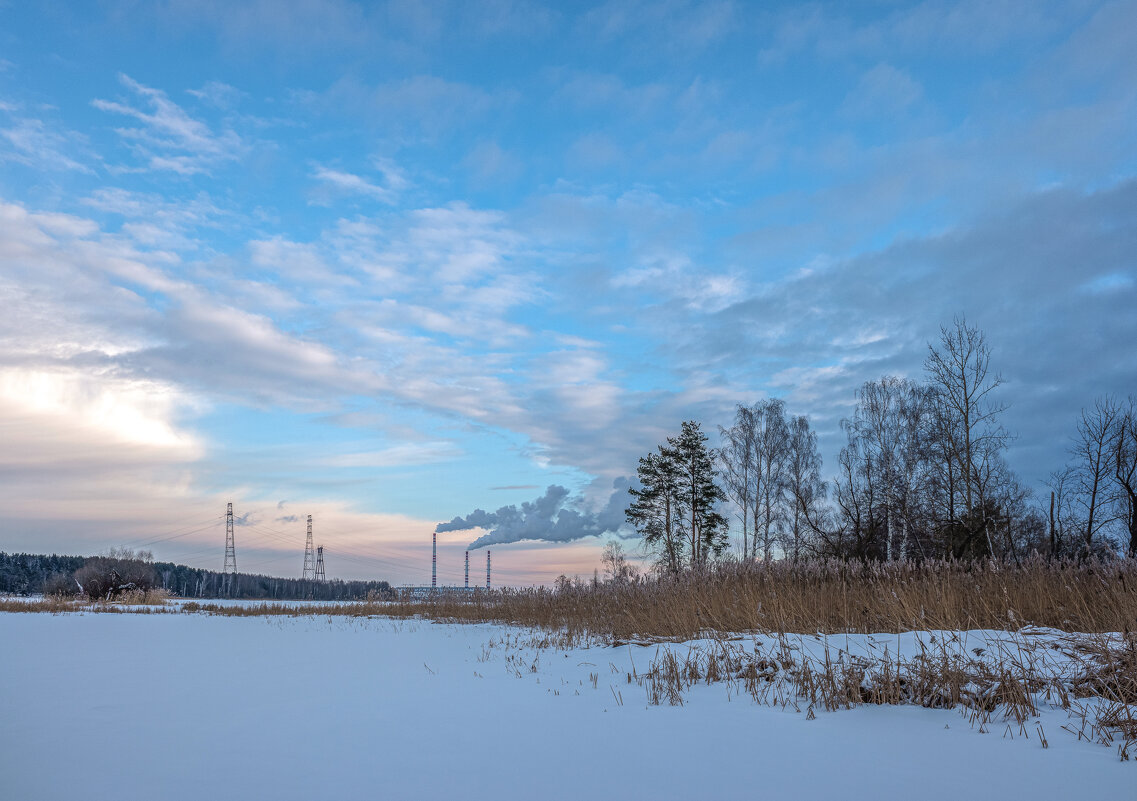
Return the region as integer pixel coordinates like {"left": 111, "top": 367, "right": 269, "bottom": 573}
{"left": 436, "top": 479, "right": 633, "bottom": 550}
{"left": 671, "top": 179, "right": 1137, "bottom": 487}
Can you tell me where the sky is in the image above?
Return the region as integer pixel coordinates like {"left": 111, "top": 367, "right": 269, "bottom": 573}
{"left": 1, "top": 0, "right": 1134, "bottom": 586}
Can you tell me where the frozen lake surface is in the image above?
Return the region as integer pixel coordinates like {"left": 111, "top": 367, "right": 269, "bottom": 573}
{"left": 1, "top": 611, "right": 1131, "bottom": 800}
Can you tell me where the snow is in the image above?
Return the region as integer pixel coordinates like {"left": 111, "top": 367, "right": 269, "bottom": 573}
{"left": 0, "top": 611, "right": 1131, "bottom": 800}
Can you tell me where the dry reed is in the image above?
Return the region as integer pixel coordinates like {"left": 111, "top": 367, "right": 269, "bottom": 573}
{"left": 377, "top": 557, "right": 1137, "bottom": 642}
{"left": 0, "top": 588, "right": 173, "bottom": 613}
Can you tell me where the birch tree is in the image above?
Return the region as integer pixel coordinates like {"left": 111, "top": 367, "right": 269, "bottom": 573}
{"left": 847, "top": 377, "right": 932, "bottom": 560}
{"left": 718, "top": 406, "right": 756, "bottom": 559}
{"left": 748, "top": 399, "right": 790, "bottom": 562}
{"left": 923, "top": 317, "right": 1010, "bottom": 557}
{"left": 783, "top": 414, "right": 824, "bottom": 562}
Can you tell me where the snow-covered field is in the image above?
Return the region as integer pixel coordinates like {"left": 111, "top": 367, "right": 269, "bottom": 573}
{"left": 1, "top": 611, "right": 1131, "bottom": 800}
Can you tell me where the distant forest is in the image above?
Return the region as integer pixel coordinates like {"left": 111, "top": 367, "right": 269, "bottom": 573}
{"left": 0, "top": 551, "right": 393, "bottom": 600}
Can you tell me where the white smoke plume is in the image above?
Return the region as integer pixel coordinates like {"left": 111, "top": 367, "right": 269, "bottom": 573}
{"left": 435, "top": 478, "right": 633, "bottom": 550}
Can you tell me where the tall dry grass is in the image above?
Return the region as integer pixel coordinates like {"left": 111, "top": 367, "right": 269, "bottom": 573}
{"left": 378, "top": 557, "right": 1137, "bottom": 642}
{"left": 0, "top": 588, "right": 172, "bottom": 613}
{"left": 9, "top": 558, "right": 1132, "bottom": 641}
{"left": 0, "top": 595, "right": 83, "bottom": 614}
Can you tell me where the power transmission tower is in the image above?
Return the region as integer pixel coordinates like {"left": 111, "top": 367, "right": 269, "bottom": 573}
{"left": 464, "top": 550, "right": 469, "bottom": 589}
{"left": 302, "top": 515, "right": 315, "bottom": 580}
{"left": 486, "top": 549, "right": 491, "bottom": 590}
{"left": 223, "top": 502, "right": 237, "bottom": 573}
{"left": 314, "top": 546, "right": 325, "bottom": 582}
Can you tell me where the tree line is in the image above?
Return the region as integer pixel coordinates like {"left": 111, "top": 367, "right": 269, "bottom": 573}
{"left": 626, "top": 316, "right": 1137, "bottom": 571}
{"left": 0, "top": 550, "right": 394, "bottom": 601}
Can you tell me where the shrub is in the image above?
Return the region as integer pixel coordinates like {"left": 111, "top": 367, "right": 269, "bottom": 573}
{"left": 73, "top": 556, "right": 158, "bottom": 601}
{"left": 42, "top": 572, "right": 79, "bottom": 597}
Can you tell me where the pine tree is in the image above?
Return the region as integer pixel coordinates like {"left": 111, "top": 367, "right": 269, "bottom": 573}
{"left": 672, "top": 420, "right": 728, "bottom": 567}
{"left": 627, "top": 421, "right": 728, "bottom": 572}
{"left": 626, "top": 445, "right": 685, "bottom": 574}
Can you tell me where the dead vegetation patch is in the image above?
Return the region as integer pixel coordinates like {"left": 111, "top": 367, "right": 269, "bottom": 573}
{"left": 633, "top": 629, "right": 1137, "bottom": 760}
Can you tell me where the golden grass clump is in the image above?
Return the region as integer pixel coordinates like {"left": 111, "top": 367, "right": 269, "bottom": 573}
{"left": 105, "top": 587, "right": 172, "bottom": 606}
{"left": 0, "top": 595, "right": 82, "bottom": 614}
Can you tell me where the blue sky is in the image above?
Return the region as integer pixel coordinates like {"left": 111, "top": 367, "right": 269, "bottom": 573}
{"left": 1, "top": 1, "right": 1134, "bottom": 585}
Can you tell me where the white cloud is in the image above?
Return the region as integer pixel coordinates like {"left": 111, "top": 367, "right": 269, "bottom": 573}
{"left": 320, "top": 441, "right": 462, "bottom": 468}
{"left": 249, "top": 235, "right": 354, "bottom": 285}
{"left": 93, "top": 74, "right": 244, "bottom": 174}
{"left": 406, "top": 202, "right": 525, "bottom": 283}
{"left": 310, "top": 165, "right": 398, "bottom": 205}
{"left": 371, "top": 157, "right": 409, "bottom": 192}
{"left": 0, "top": 117, "right": 95, "bottom": 173}
{"left": 186, "top": 80, "right": 246, "bottom": 109}
{"left": 0, "top": 367, "right": 202, "bottom": 457}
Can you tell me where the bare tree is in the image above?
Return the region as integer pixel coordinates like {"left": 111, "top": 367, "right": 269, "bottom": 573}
{"left": 812, "top": 426, "right": 884, "bottom": 561}
{"left": 1044, "top": 467, "right": 1081, "bottom": 558}
{"left": 1070, "top": 397, "right": 1121, "bottom": 557}
{"left": 601, "top": 540, "right": 636, "bottom": 583}
{"left": 925, "top": 393, "right": 961, "bottom": 556}
{"left": 923, "top": 316, "right": 1011, "bottom": 557}
{"left": 1114, "top": 398, "right": 1137, "bottom": 557}
{"left": 783, "top": 414, "right": 824, "bottom": 562}
{"left": 848, "top": 377, "right": 932, "bottom": 560}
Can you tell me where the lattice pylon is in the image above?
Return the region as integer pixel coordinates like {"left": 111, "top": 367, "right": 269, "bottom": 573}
{"left": 223, "top": 502, "right": 237, "bottom": 574}
{"left": 314, "top": 545, "right": 325, "bottom": 582}
{"left": 302, "top": 515, "right": 315, "bottom": 580}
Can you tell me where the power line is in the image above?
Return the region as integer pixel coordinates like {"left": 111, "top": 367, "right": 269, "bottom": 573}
{"left": 116, "top": 516, "right": 225, "bottom": 549}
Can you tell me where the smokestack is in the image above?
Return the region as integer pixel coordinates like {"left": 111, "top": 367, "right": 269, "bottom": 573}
{"left": 486, "top": 549, "right": 491, "bottom": 590}
{"left": 465, "top": 550, "right": 469, "bottom": 589}
{"left": 432, "top": 531, "right": 437, "bottom": 589}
